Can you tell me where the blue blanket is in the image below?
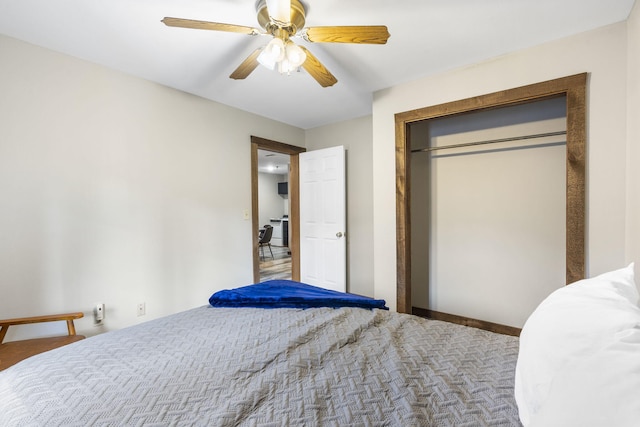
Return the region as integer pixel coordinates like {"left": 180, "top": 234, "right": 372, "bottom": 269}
{"left": 209, "top": 280, "right": 388, "bottom": 310}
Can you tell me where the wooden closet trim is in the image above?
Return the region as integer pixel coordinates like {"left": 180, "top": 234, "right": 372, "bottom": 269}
{"left": 394, "top": 73, "right": 587, "bottom": 314}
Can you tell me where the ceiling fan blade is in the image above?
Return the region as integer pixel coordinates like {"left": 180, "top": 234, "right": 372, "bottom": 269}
{"left": 162, "top": 17, "right": 261, "bottom": 36}
{"left": 229, "top": 48, "right": 263, "bottom": 80}
{"left": 299, "top": 46, "right": 337, "bottom": 88}
{"left": 302, "top": 26, "right": 390, "bottom": 44}
{"left": 265, "top": 0, "right": 292, "bottom": 25}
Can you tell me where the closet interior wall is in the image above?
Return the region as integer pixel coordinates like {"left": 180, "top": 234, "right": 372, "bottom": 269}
{"left": 410, "top": 96, "right": 568, "bottom": 328}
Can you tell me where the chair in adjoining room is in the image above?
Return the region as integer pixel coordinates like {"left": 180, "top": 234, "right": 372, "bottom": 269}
{"left": 0, "top": 312, "right": 85, "bottom": 371}
{"left": 259, "top": 225, "right": 274, "bottom": 261}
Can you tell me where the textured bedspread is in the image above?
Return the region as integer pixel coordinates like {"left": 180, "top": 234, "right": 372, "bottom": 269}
{"left": 0, "top": 307, "right": 521, "bottom": 426}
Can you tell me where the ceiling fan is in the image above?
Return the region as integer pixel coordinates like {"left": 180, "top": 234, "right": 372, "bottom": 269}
{"left": 162, "top": 0, "right": 390, "bottom": 87}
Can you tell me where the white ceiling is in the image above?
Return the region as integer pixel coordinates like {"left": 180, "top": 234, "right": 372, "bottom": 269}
{"left": 0, "top": 0, "right": 635, "bottom": 129}
{"left": 258, "top": 149, "right": 289, "bottom": 174}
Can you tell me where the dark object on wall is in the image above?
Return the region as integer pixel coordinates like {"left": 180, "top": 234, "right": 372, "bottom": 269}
{"left": 278, "top": 182, "right": 288, "bottom": 195}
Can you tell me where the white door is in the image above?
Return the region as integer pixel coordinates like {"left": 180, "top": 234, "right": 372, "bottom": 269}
{"left": 299, "top": 146, "right": 346, "bottom": 292}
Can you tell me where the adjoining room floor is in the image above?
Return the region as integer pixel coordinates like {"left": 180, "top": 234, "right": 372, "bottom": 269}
{"left": 259, "top": 246, "right": 292, "bottom": 282}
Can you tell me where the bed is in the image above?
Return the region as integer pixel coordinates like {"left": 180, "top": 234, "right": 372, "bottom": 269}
{"left": 5, "top": 268, "right": 640, "bottom": 426}
{"left": 0, "top": 280, "right": 523, "bottom": 426}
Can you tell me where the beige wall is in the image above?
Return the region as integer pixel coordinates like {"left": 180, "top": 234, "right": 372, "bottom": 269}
{"left": 305, "top": 116, "right": 374, "bottom": 297}
{"left": 258, "top": 172, "right": 287, "bottom": 229}
{"left": 373, "top": 22, "right": 630, "bottom": 313}
{"left": 0, "top": 35, "right": 304, "bottom": 338}
{"left": 627, "top": 2, "right": 640, "bottom": 265}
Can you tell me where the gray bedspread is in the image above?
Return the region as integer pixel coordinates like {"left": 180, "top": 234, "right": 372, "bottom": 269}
{"left": 0, "top": 306, "right": 521, "bottom": 426}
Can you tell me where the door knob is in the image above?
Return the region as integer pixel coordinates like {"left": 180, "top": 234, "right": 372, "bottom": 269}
{"left": 336, "top": 232, "right": 343, "bottom": 238}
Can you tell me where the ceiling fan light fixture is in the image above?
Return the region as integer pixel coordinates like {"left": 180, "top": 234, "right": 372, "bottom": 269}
{"left": 257, "top": 37, "right": 286, "bottom": 70}
{"left": 265, "top": 37, "right": 286, "bottom": 61}
{"left": 285, "top": 41, "right": 306, "bottom": 68}
{"left": 257, "top": 50, "right": 277, "bottom": 70}
{"left": 259, "top": 38, "right": 306, "bottom": 75}
{"left": 278, "top": 59, "right": 296, "bottom": 74}
{"left": 257, "top": 52, "right": 276, "bottom": 70}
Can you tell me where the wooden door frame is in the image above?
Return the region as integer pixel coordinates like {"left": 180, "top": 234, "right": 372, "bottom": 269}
{"left": 251, "top": 136, "right": 306, "bottom": 283}
{"left": 394, "top": 73, "right": 587, "bottom": 314}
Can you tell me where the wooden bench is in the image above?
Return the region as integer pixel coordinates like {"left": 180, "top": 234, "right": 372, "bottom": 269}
{"left": 0, "top": 312, "right": 85, "bottom": 371}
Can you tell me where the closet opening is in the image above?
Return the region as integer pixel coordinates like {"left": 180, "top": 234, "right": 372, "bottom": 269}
{"left": 410, "top": 96, "right": 567, "bottom": 329}
{"left": 395, "top": 73, "right": 587, "bottom": 333}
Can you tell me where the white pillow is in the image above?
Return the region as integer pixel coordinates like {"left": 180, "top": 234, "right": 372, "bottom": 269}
{"left": 514, "top": 263, "right": 640, "bottom": 426}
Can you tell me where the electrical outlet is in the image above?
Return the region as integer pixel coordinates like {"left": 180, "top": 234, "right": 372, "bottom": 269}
{"left": 94, "top": 303, "right": 105, "bottom": 326}
{"left": 137, "top": 302, "right": 146, "bottom": 317}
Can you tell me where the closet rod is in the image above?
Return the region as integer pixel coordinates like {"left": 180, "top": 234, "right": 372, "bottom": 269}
{"left": 411, "top": 130, "right": 567, "bottom": 153}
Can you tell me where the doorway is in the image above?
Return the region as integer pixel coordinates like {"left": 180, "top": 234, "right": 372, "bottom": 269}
{"left": 251, "top": 136, "right": 306, "bottom": 283}
{"left": 257, "top": 149, "right": 292, "bottom": 281}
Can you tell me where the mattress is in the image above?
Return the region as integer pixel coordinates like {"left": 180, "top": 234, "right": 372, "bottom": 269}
{"left": 0, "top": 306, "right": 521, "bottom": 426}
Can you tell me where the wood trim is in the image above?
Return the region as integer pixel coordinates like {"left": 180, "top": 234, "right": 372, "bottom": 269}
{"left": 250, "top": 136, "right": 307, "bottom": 155}
{"left": 395, "top": 74, "right": 587, "bottom": 123}
{"left": 251, "top": 141, "right": 260, "bottom": 282}
{"left": 395, "top": 73, "right": 587, "bottom": 322}
{"left": 565, "top": 82, "right": 587, "bottom": 284}
{"left": 250, "top": 136, "right": 306, "bottom": 283}
{"left": 289, "top": 155, "right": 301, "bottom": 280}
{"left": 412, "top": 307, "right": 522, "bottom": 337}
{"left": 395, "top": 119, "right": 411, "bottom": 314}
